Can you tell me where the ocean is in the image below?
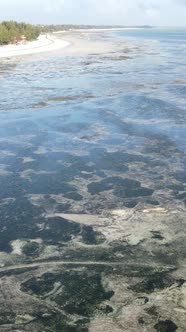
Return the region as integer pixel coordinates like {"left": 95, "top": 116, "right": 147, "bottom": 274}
{"left": 0, "top": 29, "right": 185, "bottom": 331}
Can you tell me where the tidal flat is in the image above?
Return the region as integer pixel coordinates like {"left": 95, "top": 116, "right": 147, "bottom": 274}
{"left": 0, "top": 29, "right": 185, "bottom": 331}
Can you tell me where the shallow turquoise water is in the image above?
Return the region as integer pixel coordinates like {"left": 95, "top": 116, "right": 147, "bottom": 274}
{"left": 0, "top": 29, "right": 185, "bottom": 251}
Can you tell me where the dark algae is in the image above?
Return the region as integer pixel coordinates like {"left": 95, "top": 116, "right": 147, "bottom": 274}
{"left": 36, "top": 312, "right": 89, "bottom": 332}
{"left": 88, "top": 177, "right": 153, "bottom": 198}
{"left": 21, "top": 273, "right": 57, "bottom": 296}
{"left": 54, "top": 271, "right": 114, "bottom": 316}
{"left": 22, "top": 270, "right": 114, "bottom": 316}
{"left": 0, "top": 198, "right": 81, "bottom": 251}
{"left": 21, "top": 269, "right": 114, "bottom": 331}
{"left": 0, "top": 28, "right": 185, "bottom": 332}
{"left": 22, "top": 241, "right": 40, "bottom": 257}
{"left": 81, "top": 225, "right": 105, "bottom": 245}
{"left": 0, "top": 313, "right": 16, "bottom": 325}
{"left": 130, "top": 272, "right": 174, "bottom": 293}
{"left": 154, "top": 320, "right": 178, "bottom": 332}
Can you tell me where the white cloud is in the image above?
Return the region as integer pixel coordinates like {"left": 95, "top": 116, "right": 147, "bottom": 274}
{"left": 175, "top": 0, "right": 186, "bottom": 5}
{"left": 45, "top": 0, "right": 67, "bottom": 13}
{"left": 0, "top": 0, "right": 186, "bottom": 26}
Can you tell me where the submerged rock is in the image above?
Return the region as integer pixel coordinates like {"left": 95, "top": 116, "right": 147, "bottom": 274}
{"left": 154, "top": 320, "right": 178, "bottom": 332}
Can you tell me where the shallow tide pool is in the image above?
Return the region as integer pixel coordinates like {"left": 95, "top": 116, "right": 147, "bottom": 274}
{"left": 0, "top": 29, "right": 185, "bottom": 332}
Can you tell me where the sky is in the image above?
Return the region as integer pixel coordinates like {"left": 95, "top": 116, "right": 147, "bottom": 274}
{"left": 0, "top": 0, "right": 186, "bottom": 26}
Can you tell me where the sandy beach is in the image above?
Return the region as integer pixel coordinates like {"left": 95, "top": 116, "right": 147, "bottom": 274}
{"left": 0, "top": 34, "right": 70, "bottom": 59}
{"left": 50, "top": 30, "right": 132, "bottom": 57}
{"left": 0, "top": 28, "right": 141, "bottom": 59}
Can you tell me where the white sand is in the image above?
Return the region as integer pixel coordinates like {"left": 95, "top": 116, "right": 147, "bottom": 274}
{"left": 0, "top": 34, "right": 70, "bottom": 59}
{"left": 71, "top": 27, "right": 143, "bottom": 32}
{"left": 54, "top": 27, "right": 143, "bottom": 34}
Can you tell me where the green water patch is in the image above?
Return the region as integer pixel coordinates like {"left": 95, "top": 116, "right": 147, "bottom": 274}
{"left": 21, "top": 270, "right": 114, "bottom": 317}
{"left": 39, "top": 217, "right": 81, "bottom": 245}
{"left": 111, "top": 264, "right": 173, "bottom": 279}
{"left": 154, "top": 320, "right": 178, "bottom": 332}
{"left": 0, "top": 197, "right": 43, "bottom": 252}
{"left": 55, "top": 203, "right": 71, "bottom": 213}
{"left": 0, "top": 158, "right": 86, "bottom": 202}
{"left": 64, "top": 192, "right": 83, "bottom": 201}
{"left": 0, "top": 266, "right": 39, "bottom": 278}
{"left": 0, "top": 174, "right": 28, "bottom": 199}
{"left": 0, "top": 196, "right": 81, "bottom": 252}
{"left": 146, "top": 199, "right": 160, "bottom": 206}
{"left": 130, "top": 272, "right": 174, "bottom": 294}
{"left": 21, "top": 273, "right": 56, "bottom": 296}
{"left": 90, "top": 149, "right": 151, "bottom": 172}
{"left": 168, "top": 184, "right": 185, "bottom": 191}
{"left": 152, "top": 247, "right": 178, "bottom": 266}
{"left": 88, "top": 176, "right": 153, "bottom": 198}
{"left": 176, "top": 192, "right": 186, "bottom": 200}
{"left": 63, "top": 158, "right": 96, "bottom": 176}
{"left": 53, "top": 272, "right": 114, "bottom": 316}
{"left": 22, "top": 241, "right": 40, "bottom": 257}
{"left": 81, "top": 225, "right": 105, "bottom": 245}
{"left": 62, "top": 240, "right": 144, "bottom": 263}
{"left": 36, "top": 312, "right": 89, "bottom": 332}
{"left": 173, "top": 171, "right": 186, "bottom": 184}
{"left": 143, "top": 139, "right": 181, "bottom": 157}
{"left": 29, "top": 151, "right": 70, "bottom": 173}
{"left": 28, "top": 173, "right": 77, "bottom": 195}
{"left": 34, "top": 153, "right": 102, "bottom": 184}
{"left": 0, "top": 154, "right": 34, "bottom": 173}
{"left": 118, "top": 95, "right": 185, "bottom": 121}
{"left": 123, "top": 200, "right": 138, "bottom": 208}
{"left": 62, "top": 245, "right": 121, "bottom": 262}
{"left": 0, "top": 312, "right": 16, "bottom": 325}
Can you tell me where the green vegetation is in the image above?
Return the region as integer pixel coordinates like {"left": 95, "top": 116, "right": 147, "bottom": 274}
{"left": 0, "top": 20, "right": 151, "bottom": 45}
{"left": 39, "top": 24, "right": 152, "bottom": 33}
{"left": 40, "top": 24, "right": 122, "bottom": 33}
{"left": 0, "top": 21, "right": 40, "bottom": 45}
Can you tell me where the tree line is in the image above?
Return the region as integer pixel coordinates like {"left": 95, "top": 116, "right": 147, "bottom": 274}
{"left": 39, "top": 24, "right": 137, "bottom": 33}
{"left": 0, "top": 21, "right": 40, "bottom": 45}
{"left": 0, "top": 21, "right": 152, "bottom": 45}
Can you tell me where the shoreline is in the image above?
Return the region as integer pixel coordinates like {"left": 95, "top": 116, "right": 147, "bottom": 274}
{"left": 0, "top": 34, "right": 71, "bottom": 59}
{"left": 0, "top": 27, "right": 143, "bottom": 59}
{"left": 54, "top": 27, "right": 144, "bottom": 33}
